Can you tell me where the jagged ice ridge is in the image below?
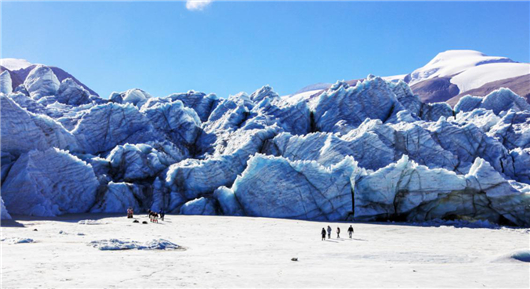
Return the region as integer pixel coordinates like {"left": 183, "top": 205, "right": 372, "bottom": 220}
{"left": 1, "top": 67, "right": 529, "bottom": 226}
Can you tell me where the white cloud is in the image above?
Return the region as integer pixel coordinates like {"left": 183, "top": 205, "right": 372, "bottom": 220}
{"left": 186, "top": 0, "right": 213, "bottom": 11}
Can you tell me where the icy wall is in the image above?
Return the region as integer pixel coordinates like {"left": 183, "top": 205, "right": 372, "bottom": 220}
{"left": 1, "top": 67, "right": 529, "bottom": 226}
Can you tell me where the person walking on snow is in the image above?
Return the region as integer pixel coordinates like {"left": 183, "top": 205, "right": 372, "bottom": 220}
{"left": 348, "top": 225, "right": 354, "bottom": 238}
{"left": 160, "top": 210, "right": 165, "bottom": 221}
{"left": 321, "top": 228, "right": 326, "bottom": 241}
{"left": 327, "top": 226, "right": 332, "bottom": 239}
{"left": 337, "top": 227, "right": 341, "bottom": 238}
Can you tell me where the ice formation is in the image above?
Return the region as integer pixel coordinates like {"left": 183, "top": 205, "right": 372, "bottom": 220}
{"left": 89, "top": 239, "right": 179, "bottom": 250}
{"left": 0, "top": 70, "right": 12, "bottom": 95}
{"left": 1, "top": 237, "right": 34, "bottom": 244}
{"left": 2, "top": 148, "right": 99, "bottom": 216}
{"left": 1, "top": 64, "right": 529, "bottom": 226}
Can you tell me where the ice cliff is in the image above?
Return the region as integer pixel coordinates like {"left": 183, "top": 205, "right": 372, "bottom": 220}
{"left": 1, "top": 65, "right": 529, "bottom": 226}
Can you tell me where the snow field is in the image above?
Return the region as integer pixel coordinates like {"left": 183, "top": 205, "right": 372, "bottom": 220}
{"left": 2, "top": 214, "right": 529, "bottom": 288}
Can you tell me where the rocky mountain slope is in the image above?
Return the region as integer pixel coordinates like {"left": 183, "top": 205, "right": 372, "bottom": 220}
{"left": 1, "top": 60, "right": 529, "bottom": 226}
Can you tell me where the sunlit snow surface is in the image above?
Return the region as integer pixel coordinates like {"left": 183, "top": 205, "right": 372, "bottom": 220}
{"left": 1, "top": 63, "right": 530, "bottom": 227}
{"left": 1, "top": 215, "right": 529, "bottom": 287}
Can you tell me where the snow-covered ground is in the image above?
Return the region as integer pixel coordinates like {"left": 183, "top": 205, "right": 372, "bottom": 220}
{"left": 2, "top": 214, "right": 529, "bottom": 288}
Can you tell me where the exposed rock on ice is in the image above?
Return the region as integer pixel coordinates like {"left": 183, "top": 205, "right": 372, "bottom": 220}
{"left": 2, "top": 148, "right": 99, "bottom": 216}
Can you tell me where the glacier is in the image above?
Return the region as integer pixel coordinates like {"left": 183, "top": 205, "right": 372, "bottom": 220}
{"left": 2, "top": 148, "right": 99, "bottom": 216}
{"left": 1, "top": 64, "right": 529, "bottom": 226}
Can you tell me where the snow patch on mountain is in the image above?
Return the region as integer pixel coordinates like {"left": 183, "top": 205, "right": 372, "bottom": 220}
{"left": 408, "top": 50, "right": 515, "bottom": 86}
{"left": 0, "top": 58, "right": 35, "bottom": 71}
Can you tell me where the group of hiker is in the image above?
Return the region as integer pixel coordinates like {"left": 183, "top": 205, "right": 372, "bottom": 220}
{"left": 126, "top": 208, "right": 165, "bottom": 223}
{"left": 148, "top": 209, "right": 165, "bottom": 223}
{"left": 128, "top": 209, "right": 354, "bottom": 238}
{"left": 126, "top": 207, "right": 134, "bottom": 218}
{"left": 321, "top": 225, "right": 354, "bottom": 240}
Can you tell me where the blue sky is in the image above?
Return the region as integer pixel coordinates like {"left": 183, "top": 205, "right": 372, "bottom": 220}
{"left": 2, "top": 1, "right": 529, "bottom": 98}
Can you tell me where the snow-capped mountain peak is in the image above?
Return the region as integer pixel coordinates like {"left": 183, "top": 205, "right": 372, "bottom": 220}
{"left": 286, "top": 49, "right": 530, "bottom": 106}
{"left": 408, "top": 50, "right": 515, "bottom": 86}
{"left": 0, "top": 58, "right": 35, "bottom": 71}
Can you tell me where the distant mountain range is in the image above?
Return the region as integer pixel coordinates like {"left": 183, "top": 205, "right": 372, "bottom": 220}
{"left": 2, "top": 50, "right": 528, "bottom": 106}
{"left": 285, "top": 50, "right": 530, "bottom": 107}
